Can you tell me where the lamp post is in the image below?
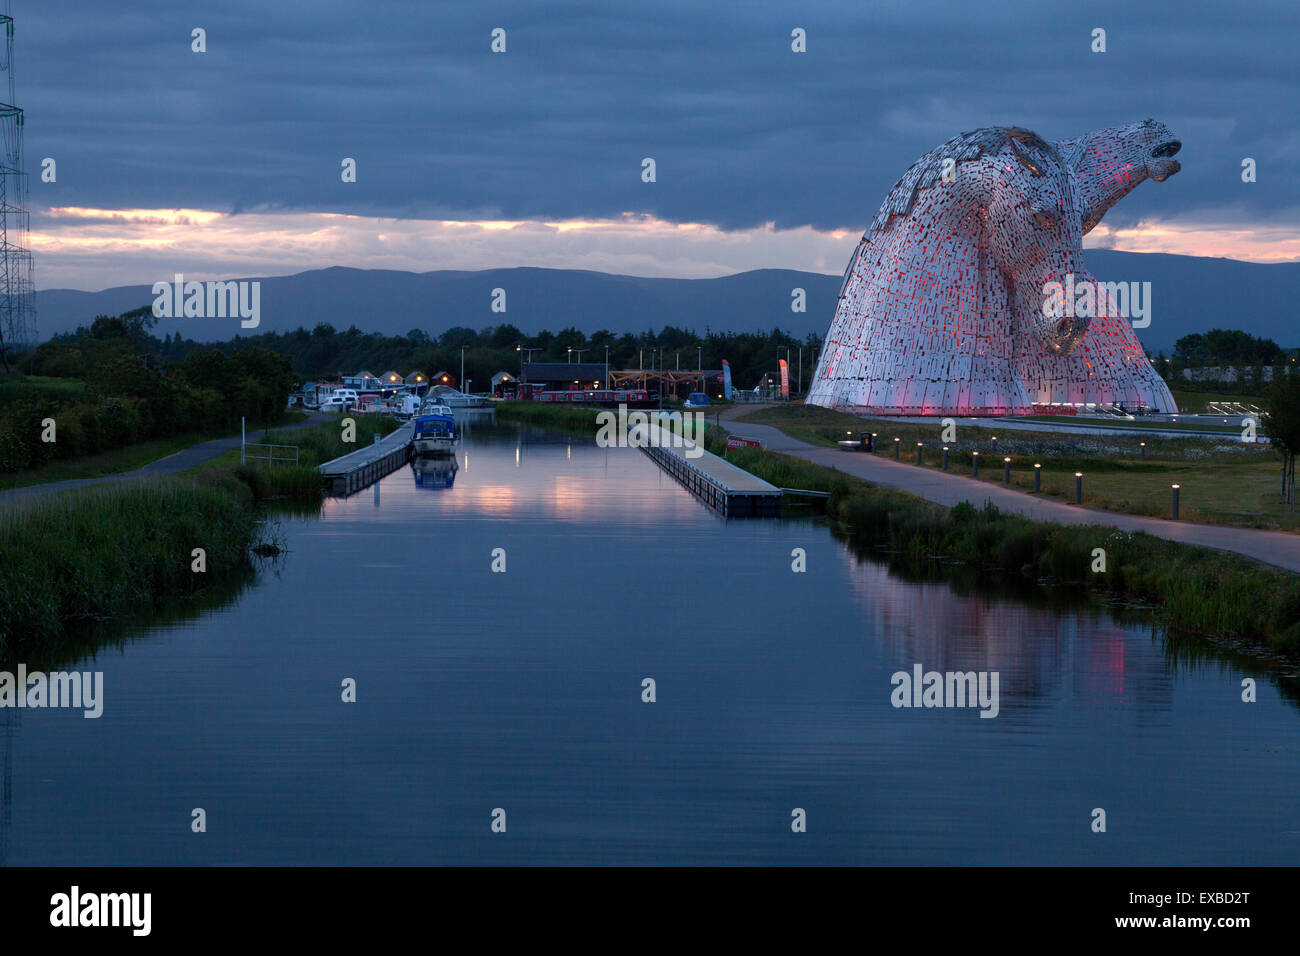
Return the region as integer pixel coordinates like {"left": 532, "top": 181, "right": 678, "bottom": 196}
{"left": 1003, "top": 457, "right": 1011, "bottom": 484}
{"left": 916, "top": 442, "right": 923, "bottom": 465}
{"left": 1033, "top": 463, "right": 1041, "bottom": 493}
{"left": 942, "top": 445, "right": 949, "bottom": 471}
{"left": 972, "top": 451, "right": 979, "bottom": 477}
{"left": 1171, "top": 484, "right": 1180, "bottom": 520}
{"left": 893, "top": 437, "right": 900, "bottom": 460}
{"left": 1075, "top": 472, "right": 1083, "bottom": 505}
{"left": 460, "top": 346, "right": 465, "bottom": 392}
{"left": 604, "top": 344, "right": 610, "bottom": 389}
{"left": 516, "top": 345, "right": 540, "bottom": 376}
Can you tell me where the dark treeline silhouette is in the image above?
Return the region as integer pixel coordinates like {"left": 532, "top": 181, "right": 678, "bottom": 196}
{"left": 227, "top": 322, "right": 822, "bottom": 392}
{"left": 4, "top": 307, "right": 295, "bottom": 473}
{"left": 34, "top": 318, "right": 823, "bottom": 393}
{"left": 1172, "top": 329, "right": 1286, "bottom": 367}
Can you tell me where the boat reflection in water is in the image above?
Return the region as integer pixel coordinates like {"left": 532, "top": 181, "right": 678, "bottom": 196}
{"left": 411, "top": 454, "right": 458, "bottom": 489}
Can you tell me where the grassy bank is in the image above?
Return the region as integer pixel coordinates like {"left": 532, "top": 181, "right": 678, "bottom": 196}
{"left": 496, "top": 401, "right": 621, "bottom": 432}
{"left": 191, "top": 414, "right": 399, "bottom": 501}
{"left": 0, "top": 477, "right": 270, "bottom": 654}
{"left": 737, "top": 405, "right": 1294, "bottom": 531}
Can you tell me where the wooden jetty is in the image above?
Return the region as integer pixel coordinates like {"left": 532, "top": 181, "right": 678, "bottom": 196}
{"left": 319, "top": 421, "right": 415, "bottom": 495}
{"left": 633, "top": 422, "right": 782, "bottom": 517}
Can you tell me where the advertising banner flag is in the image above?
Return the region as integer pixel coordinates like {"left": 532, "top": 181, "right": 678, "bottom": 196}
{"left": 779, "top": 359, "right": 789, "bottom": 400}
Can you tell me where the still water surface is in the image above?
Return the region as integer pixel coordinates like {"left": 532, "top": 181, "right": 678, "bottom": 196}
{"left": 3, "top": 422, "right": 1298, "bottom": 865}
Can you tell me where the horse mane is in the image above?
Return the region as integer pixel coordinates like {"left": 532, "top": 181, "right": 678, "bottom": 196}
{"left": 867, "top": 127, "right": 1063, "bottom": 238}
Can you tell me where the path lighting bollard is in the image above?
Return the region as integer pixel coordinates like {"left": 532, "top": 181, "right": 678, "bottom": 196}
{"left": 916, "top": 442, "right": 923, "bottom": 465}
{"left": 1033, "top": 463, "right": 1041, "bottom": 493}
{"left": 942, "top": 446, "right": 949, "bottom": 471}
{"left": 1172, "top": 484, "right": 1180, "bottom": 520}
{"left": 972, "top": 451, "right": 979, "bottom": 477}
{"left": 1140, "top": 441, "right": 1146, "bottom": 461}
{"left": 1003, "top": 457, "right": 1011, "bottom": 484}
{"left": 1075, "top": 472, "right": 1083, "bottom": 505}
{"left": 894, "top": 437, "right": 900, "bottom": 460}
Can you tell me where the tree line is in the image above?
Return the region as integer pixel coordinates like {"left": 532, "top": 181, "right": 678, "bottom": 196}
{"left": 3, "top": 307, "right": 295, "bottom": 473}
{"left": 34, "top": 318, "right": 822, "bottom": 394}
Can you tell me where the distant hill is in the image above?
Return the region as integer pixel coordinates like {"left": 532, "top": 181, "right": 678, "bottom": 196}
{"left": 32, "top": 252, "right": 1300, "bottom": 352}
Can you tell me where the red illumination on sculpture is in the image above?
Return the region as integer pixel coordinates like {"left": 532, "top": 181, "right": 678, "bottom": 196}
{"left": 807, "top": 121, "right": 1181, "bottom": 415}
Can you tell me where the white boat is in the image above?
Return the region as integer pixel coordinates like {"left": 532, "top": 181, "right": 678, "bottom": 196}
{"left": 430, "top": 387, "right": 490, "bottom": 408}
{"left": 412, "top": 414, "right": 459, "bottom": 456}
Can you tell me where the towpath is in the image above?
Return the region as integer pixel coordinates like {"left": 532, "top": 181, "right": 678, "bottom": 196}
{"left": 0, "top": 413, "right": 334, "bottom": 506}
{"left": 719, "top": 405, "right": 1300, "bottom": 573}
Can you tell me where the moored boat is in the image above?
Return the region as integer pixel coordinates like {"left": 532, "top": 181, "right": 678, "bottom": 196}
{"left": 413, "top": 414, "right": 459, "bottom": 456}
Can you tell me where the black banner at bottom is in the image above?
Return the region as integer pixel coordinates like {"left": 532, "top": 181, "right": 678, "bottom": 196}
{"left": 0, "top": 866, "right": 1283, "bottom": 941}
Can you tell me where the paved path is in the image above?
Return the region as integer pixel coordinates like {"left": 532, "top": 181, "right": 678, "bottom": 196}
{"left": 0, "top": 414, "right": 333, "bottom": 506}
{"left": 721, "top": 406, "right": 1300, "bottom": 573}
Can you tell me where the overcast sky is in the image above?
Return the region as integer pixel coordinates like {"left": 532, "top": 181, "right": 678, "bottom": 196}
{"left": 19, "top": 0, "right": 1300, "bottom": 289}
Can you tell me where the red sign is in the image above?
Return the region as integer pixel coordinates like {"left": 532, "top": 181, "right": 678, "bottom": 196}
{"left": 726, "top": 436, "right": 762, "bottom": 450}
{"left": 779, "top": 359, "right": 789, "bottom": 399}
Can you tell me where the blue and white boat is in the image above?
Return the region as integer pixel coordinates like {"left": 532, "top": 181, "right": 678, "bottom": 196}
{"left": 413, "top": 414, "right": 459, "bottom": 456}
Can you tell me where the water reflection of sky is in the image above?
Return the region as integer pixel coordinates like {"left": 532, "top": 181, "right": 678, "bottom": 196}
{"left": 2, "top": 422, "right": 1297, "bottom": 866}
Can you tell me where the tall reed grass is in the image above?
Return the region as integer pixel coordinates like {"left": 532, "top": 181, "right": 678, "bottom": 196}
{"left": 0, "top": 478, "right": 263, "bottom": 651}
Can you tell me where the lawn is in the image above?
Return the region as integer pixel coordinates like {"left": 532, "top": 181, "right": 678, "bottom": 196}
{"left": 1005, "top": 415, "right": 1245, "bottom": 434}
{"left": 735, "top": 405, "right": 1297, "bottom": 531}
{"left": 1170, "top": 389, "right": 1265, "bottom": 413}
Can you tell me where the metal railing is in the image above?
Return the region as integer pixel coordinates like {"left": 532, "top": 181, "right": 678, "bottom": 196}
{"left": 243, "top": 442, "right": 300, "bottom": 467}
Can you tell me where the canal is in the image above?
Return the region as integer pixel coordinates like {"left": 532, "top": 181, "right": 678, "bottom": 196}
{"left": 2, "top": 421, "right": 1297, "bottom": 865}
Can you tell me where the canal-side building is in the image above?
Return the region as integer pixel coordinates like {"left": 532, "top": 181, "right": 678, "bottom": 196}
{"left": 342, "top": 370, "right": 381, "bottom": 390}
{"left": 521, "top": 362, "right": 609, "bottom": 390}
{"left": 491, "top": 371, "right": 517, "bottom": 397}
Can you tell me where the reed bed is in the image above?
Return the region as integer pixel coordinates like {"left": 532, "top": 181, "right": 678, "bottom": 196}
{"left": 0, "top": 478, "right": 263, "bottom": 651}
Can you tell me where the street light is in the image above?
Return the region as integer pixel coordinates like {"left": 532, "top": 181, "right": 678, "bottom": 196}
{"left": 517, "top": 345, "right": 540, "bottom": 376}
